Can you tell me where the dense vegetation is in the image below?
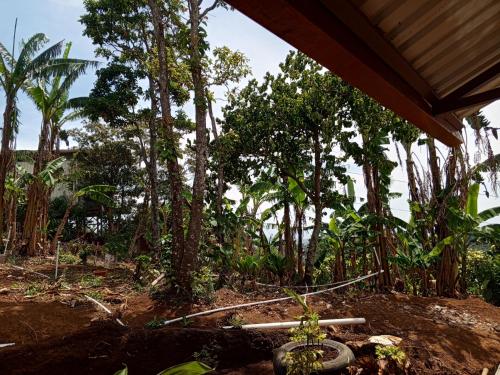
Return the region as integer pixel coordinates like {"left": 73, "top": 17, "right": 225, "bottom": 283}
{"left": 1, "top": 0, "right": 499, "bottom": 305}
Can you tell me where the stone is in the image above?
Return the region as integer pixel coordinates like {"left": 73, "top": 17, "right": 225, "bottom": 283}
{"left": 368, "top": 335, "right": 403, "bottom": 346}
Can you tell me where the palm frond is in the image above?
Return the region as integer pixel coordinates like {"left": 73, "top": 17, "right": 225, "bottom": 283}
{"left": 65, "top": 96, "right": 89, "bottom": 110}
{"left": 0, "top": 40, "right": 15, "bottom": 70}
{"left": 41, "top": 58, "right": 99, "bottom": 79}
{"left": 23, "top": 40, "right": 64, "bottom": 78}
{"left": 13, "top": 33, "right": 49, "bottom": 78}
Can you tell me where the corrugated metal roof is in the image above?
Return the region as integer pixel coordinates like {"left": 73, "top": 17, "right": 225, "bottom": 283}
{"left": 355, "top": 0, "right": 500, "bottom": 101}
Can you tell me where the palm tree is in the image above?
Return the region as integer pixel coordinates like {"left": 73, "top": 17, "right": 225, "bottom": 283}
{"left": 0, "top": 33, "right": 93, "bottom": 237}
{"left": 21, "top": 42, "right": 96, "bottom": 255}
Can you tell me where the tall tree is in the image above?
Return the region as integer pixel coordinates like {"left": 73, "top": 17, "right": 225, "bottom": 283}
{"left": 21, "top": 42, "right": 96, "bottom": 255}
{"left": 0, "top": 33, "right": 82, "bottom": 237}
{"left": 222, "top": 52, "right": 352, "bottom": 284}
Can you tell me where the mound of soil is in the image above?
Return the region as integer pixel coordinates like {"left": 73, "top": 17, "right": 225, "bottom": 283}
{"left": 0, "top": 321, "right": 287, "bottom": 375}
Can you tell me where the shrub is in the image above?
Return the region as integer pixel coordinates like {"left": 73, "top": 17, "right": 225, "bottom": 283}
{"left": 192, "top": 266, "right": 215, "bottom": 304}
{"left": 375, "top": 345, "right": 406, "bottom": 365}
{"left": 80, "top": 274, "right": 103, "bottom": 288}
{"left": 59, "top": 252, "right": 80, "bottom": 264}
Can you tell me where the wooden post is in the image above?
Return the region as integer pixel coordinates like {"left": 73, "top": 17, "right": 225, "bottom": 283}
{"left": 54, "top": 241, "right": 60, "bottom": 280}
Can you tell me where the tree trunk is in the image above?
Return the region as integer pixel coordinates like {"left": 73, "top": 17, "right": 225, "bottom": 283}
{"left": 148, "top": 77, "right": 160, "bottom": 250}
{"left": 283, "top": 191, "right": 294, "bottom": 277}
{"left": 0, "top": 97, "right": 15, "bottom": 238}
{"left": 303, "top": 130, "right": 322, "bottom": 285}
{"left": 148, "top": 0, "right": 185, "bottom": 277}
{"left": 373, "top": 165, "right": 391, "bottom": 288}
{"left": 435, "top": 145, "right": 459, "bottom": 297}
{"left": 22, "top": 119, "right": 51, "bottom": 256}
{"left": 207, "top": 95, "right": 225, "bottom": 245}
{"left": 51, "top": 197, "right": 76, "bottom": 253}
{"left": 179, "top": 0, "right": 209, "bottom": 295}
{"left": 296, "top": 207, "right": 304, "bottom": 279}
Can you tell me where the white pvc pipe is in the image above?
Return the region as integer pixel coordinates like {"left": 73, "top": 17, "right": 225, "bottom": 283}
{"left": 162, "top": 271, "right": 382, "bottom": 326}
{"left": 84, "top": 295, "right": 126, "bottom": 327}
{"left": 223, "top": 318, "right": 366, "bottom": 330}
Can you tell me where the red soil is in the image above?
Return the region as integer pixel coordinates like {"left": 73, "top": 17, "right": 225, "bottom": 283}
{"left": 0, "top": 260, "right": 498, "bottom": 374}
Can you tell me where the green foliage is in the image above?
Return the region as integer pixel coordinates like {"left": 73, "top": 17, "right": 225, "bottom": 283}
{"left": 191, "top": 266, "right": 215, "bottom": 304}
{"left": 80, "top": 274, "right": 103, "bottom": 288}
{"left": 113, "top": 361, "right": 213, "bottom": 375}
{"left": 265, "top": 250, "right": 288, "bottom": 282}
{"left": 58, "top": 251, "right": 80, "bottom": 265}
{"left": 113, "top": 365, "right": 128, "bottom": 375}
{"left": 192, "top": 340, "right": 222, "bottom": 369}
{"left": 86, "top": 290, "right": 103, "bottom": 301}
{"left": 236, "top": 254, "right": 261, "bottom": 280}
{"left": 145, "top": 317, "right": 164, "bottom": 330}
{"left": 157, "top": 361, "right": 213, "bottom": 375}
{"left": 467, "top": 250, "right": 500, "bottom": 305}
{"left": 24, "top": 282, "right": 44, "bottom": 297}
{"left": 375, "top": 345, "right": 406, "bottom": 365}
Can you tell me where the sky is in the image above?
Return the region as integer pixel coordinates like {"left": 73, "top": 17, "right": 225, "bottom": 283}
{"left": 1, "top": 0, "right": 499, "bottom": 223}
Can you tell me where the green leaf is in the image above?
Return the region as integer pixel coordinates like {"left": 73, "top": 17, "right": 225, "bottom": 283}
{"left": 346, "top": 176, "right": 355, "bottom": 200}
{"left": 288, "top": 177, "right": 306, "bottom": 203}
{"left": 424, "top": 236, "right": 454, "bottom": 262}
{"left": 113, "top": 365, "right": 127, "bottom": 375}
{"left": 157, "top": 361, "right": 213, "bottom": 375}
{"left": 466, "top": 183, "right": 479, "bottom": 218}
{"left": 478, "top": 206, "right": 500, "bottom": 224}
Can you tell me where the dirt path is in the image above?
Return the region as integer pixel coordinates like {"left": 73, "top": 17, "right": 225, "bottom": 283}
{"left": 0, "top": 261, "right": 498, "bottom": 374}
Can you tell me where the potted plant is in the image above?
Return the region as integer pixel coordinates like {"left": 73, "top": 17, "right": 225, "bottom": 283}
{"left": 273, "top": 290, "right": 355, "bottom": 375}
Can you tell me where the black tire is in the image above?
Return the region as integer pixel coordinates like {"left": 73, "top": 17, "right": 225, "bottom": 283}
{"left": 273, "top": 339, "right": 355, "bottom": 375}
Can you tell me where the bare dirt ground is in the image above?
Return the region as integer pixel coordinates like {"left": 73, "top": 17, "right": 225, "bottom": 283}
{"left": 0, "top": 258, "right": 498, "bottom": 374}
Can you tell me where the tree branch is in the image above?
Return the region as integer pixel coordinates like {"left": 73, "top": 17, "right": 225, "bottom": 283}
{"left": 200, "top": 0, "right": 220, "bottom": 19}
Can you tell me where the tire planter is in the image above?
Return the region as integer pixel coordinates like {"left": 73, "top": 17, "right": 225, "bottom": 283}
{"left": 273, "top": 339, "right": 355, "bottom": 375}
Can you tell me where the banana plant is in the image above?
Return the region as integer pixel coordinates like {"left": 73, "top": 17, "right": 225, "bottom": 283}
{"left": 445, "top": 183, "right": 500, "bottom": 292}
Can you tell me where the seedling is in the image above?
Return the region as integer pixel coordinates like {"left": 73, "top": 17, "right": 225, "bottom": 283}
{"left": 284, "top": 289, "right": 326, "bottom": 375}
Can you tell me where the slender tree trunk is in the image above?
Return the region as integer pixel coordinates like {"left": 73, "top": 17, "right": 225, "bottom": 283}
{"left": 373, "top": 165, "right": 391, "bottom": 288}
{"left": 304, "top": 130, "right": 322, "bottom": 285}
{"left": 179, "top": 0, "right": 209, "bottom": 295}
{"left": 148, "top": 0, "right": 185, "bottom": 277}
{"left": 283, "top": 191, "right": 294, "bottom": 277}
{"left": 0, "top": 97, "right": 15, "bottom": 238}
{"left": 207, "top": 95, "right": 225, "bottom": 245}
{"left": 51, "top": 197, "right": 76, "bottom": 253}
{"left": 296, "top": 208, "right": 304, "bottom": 279}
{"left": 23, "top": 119, "right": 51, "bottom": 256}
{"left": 148, "top": 77, "right": 160, "bottom": 250}
{"left": 436, "top": 146, "right": 460, "bottom": 297}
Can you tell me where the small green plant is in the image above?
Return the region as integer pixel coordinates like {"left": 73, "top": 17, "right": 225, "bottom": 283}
{"left": 86, "top": 290, "right": 103, "bottom": 301}
{"left": 227, "top": 313, "right": 246, "bottom": 328}
{"left": 25, "top": 283, "right": 43, "bottom": 297}
{"left": 80, "top": 274, "right": 103, "bottom": 288}
{"left": 193, "top": 340, "right": 221, "bottom": 368}
{"left": 375, "top": 345, "right": 406, "bottom": 365}
{"left": 78, "top": 246, "right": 93, "bottom": 265}
{"left": 181, "top": 315, "right": 193, "bottom": 327}
{"left": 284, "top": 289, "right": 326, "bottom": 375}
{"left": 134, "top": 255, "right": 152, "bottom": 282}
{"left": 145, "top": 317, "right": 164, "bottom": 330}
{"left": 191, "top": 266, "right": 215, "bottom": 304}
{"left": 59, "top": 252, "right": 80, "bottom": 264}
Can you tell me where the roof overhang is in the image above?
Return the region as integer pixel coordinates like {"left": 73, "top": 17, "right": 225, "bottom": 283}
{"left": 225, "top": 0, "right": 500, "bottom": 147}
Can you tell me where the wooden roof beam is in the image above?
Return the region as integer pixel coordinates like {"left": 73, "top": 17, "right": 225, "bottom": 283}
{"left": 434, "top": 87, "right": 500, "bottom": 115}
{"left": 225, "top": 0, "right": 462, "bottom": 146}
{"left": 440, "top": 61, "right": 500, "bottom": 101}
